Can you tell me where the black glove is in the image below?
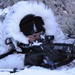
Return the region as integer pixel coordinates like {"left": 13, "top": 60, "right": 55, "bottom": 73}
{"left": 17, "top": 42, "right": 31, "bottom": 53}
{"left": 41, "top": 43, "right": 67, "bottom": 63}
{"left": 25, "top": 52, "right": 44, "bottom": 66}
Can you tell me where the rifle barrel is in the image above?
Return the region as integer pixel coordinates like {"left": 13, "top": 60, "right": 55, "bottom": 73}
{"left": 53, "top": 43, "right": 73, "bottom": 46}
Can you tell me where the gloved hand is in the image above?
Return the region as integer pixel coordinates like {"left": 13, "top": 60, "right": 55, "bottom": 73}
{"left": 25, "top": 52, "right": 44, "bottom": 66}
{"left": 41, "top": 43, "right": 67, "bottom": 63}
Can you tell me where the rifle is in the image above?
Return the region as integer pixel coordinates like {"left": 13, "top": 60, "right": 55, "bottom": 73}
{"left": 37, "top": 35, "right": 75, "bottom": 69}
{"left": 39, "top": 35, "right": 75, "bottom": 57}
{"left": 17, "top": 35, "right": 75, "bottom": 69}
{"left": 18, "top": 35, "right": 75, "bottom": 57}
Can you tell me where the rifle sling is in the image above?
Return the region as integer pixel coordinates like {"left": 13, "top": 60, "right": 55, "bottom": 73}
{"left": 0, "top": 50, "right": 15, "bottom": 59}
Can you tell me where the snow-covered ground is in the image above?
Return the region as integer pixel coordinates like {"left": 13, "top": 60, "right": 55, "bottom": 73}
{"left": 0, "top": 66, "right": 75, "bottom": 75}
{"left": 0, "top": 2, "right": 75, "bottom": 75}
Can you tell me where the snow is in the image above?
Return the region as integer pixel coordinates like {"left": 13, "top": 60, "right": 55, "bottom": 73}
{"left": 0, "top": 9, "right": 3, "bottom": 15}
{"left": 0, "top": 7, "right": 10, "bottom": 16}
{"left": 0, "top": 66, "right": 75, "bottom": 75}
{"left": 0, "top": 1, "right": 75, "bottom": 75}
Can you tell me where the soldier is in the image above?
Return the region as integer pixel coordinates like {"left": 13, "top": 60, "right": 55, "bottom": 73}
{"left": 0, "top": 1, "right": 74, "bottom": 70}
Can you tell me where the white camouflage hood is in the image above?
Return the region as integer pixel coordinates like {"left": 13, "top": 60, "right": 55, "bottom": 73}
{"left": 3, "top": 1, "right": 65, "bottom": 44}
